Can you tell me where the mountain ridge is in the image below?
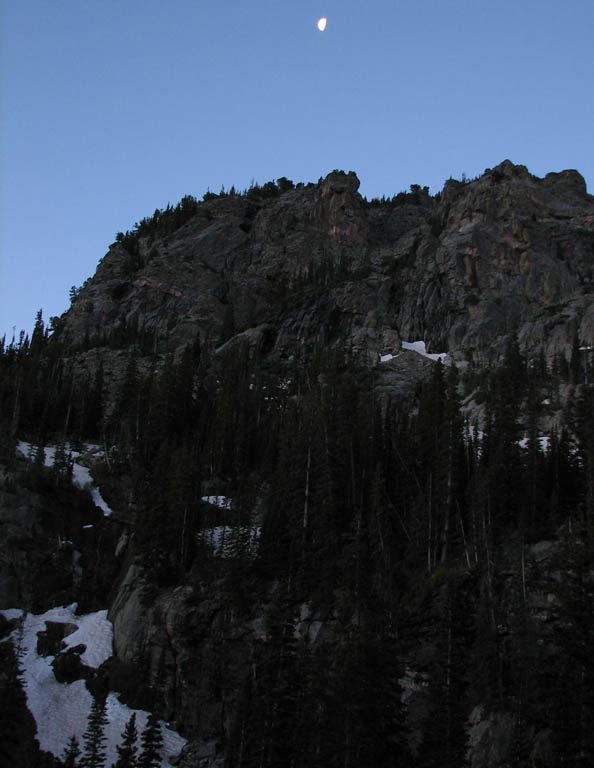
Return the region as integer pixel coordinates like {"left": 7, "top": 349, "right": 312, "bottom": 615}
{"left": 43, "top": 160, "right": 593, "bottom": 436}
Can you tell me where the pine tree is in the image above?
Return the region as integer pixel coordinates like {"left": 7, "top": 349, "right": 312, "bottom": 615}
{"left": 322, "top": 613, "right": 409, "bottom": 768}
{"left": 113, "top": 713, "right": 138, "bottom": 768}
{"left": 521, "top": 383, "right": 547, "bottom": 537}
{"left": 62, "top": 736, "right": 81, "bottom": 768}
{"left": 52, "top": 438, "right": 74, "bottom": 486}
{"left": 138, "top": 712, "right": 163, "bottom": 768}
{"left": 573, "top": 381, "right": 594, "bottom": 534}
{"left": 484, "top": 339, "right": 525, "bottom": 532}
{"left": 29, "top": 308, "right": 50, "bottom": 360}
{"left": 80, "top": 696, "right": 108, "bottom": 768}
{"left": 412, "top": 361, "right": 465, "bottom": 571}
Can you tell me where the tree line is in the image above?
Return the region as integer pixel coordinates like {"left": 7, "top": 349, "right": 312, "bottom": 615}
{"left": 60, "top": 701, "right": 163, "bottom": 768}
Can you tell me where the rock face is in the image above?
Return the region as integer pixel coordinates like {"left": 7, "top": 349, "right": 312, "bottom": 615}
{"left": 36, "top": 620, "right": 77, "bottom": 656}
{"left": 103, "top": 530, "right": 590, "bottom": 768}
{"left": 107, "top": 563, "right": 342, "bottom": 766}
{"left": 51, "top": 644, "right": 93, "bottom": 684}
{"left": 56, "top": 161, "right": 594, "bottom": 395}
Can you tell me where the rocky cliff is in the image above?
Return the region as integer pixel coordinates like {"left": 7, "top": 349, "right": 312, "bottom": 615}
{"left": 57, "top": 161, "right": 594, "bottom": 379}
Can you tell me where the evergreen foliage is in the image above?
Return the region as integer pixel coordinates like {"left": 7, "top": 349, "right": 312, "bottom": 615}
{"left": 137, "top": 712, "right": 163, "bottom": 768}
{"left": 80, "top": 696, "right": 108, "bottom": 768}
{"left": 62, "top": 736, "right": 81, "bottom": 768}
{"left": 112, "top": 176, "right": 298, "bottom": 258}
{"left": 4, "top": 301, "right": 594, "bottom": 765}
{"left": 113, "top": 713, "right": 138, "bottom": 768}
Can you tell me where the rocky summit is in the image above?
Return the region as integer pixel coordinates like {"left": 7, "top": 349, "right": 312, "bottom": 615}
{"left": 1, "top": 161, "right": 594, "bottom": 768}
{"left": 58, "top": 161, "right": 593, "bottom": 384}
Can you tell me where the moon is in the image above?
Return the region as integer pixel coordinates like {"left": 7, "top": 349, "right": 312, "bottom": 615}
{"left": 317, "top": 17, "right": 327, "bottom": 32}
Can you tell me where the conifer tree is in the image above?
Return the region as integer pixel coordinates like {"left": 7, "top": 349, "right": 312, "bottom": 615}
{"left": 573, "top": 381, "right": 594, "bottom": 533}
{"left": 52, "top": 439, "right": 74, "bottom": 486}
{"left": 138, "top": 712, "right": 163, "bottom": 768}
{"left": 80, "top": 696, "right": 108, "bottom": 768}
{"left": 520, "top": 384, "right": 541, "bottom": 536}
{"left": 484, "top": 336, "right": 526, "bottom": 531}
{"left": 30, "top": 309, "right": 47, "bottom": 358}
{"left": 62, "top": 735, "right": 81, "bottom": 768}
{"left": 113, "top": 713, "right": 138, "bottom": 768}
{"left": 413, "top": 361, "right": 465, "bottom": 570}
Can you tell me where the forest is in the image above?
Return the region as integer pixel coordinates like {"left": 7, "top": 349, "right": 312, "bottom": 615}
{"left": 1, "top": 302, "right": 594, "bottom": 766}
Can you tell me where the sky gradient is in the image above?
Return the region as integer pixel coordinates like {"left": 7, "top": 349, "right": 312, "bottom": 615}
{"left": 2, "top": 0, "right": 593, "bottom": 340}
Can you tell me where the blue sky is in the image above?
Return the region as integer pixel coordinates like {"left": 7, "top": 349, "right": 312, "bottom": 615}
{"left": 1, "top": 0, "right": 593, "bottom": 340}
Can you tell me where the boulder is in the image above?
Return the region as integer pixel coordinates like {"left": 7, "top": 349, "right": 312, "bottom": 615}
{"left": 51, "top": 644, "right": 93, "bottom": 684}
{"left": 36, "top": 621, "right": 78, "bottom": 657}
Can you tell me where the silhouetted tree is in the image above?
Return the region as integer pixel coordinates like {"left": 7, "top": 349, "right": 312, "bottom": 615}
{"left": 138, "top": 712, "right": 163, "bottom": 768}
{"left": 80, "top": 696, "right": 108, "bottom": 768}
{"left": 113, "top": 712, "right": 138, "bottom": 768}
{"left": 61, "top": 736, "right": 81, "bottom": 768}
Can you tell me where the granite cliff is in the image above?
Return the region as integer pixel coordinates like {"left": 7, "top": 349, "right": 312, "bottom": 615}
{"left": 57, "top": 161, "right": 593, "bottom": 377}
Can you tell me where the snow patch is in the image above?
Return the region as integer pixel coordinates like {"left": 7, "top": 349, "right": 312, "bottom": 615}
{"left": 0, "top": 607, "right": 24, "bottom": 621}
{"left": 466, "top": 425, "right": 485, "bottom": 443}
{"left": 0, "top": 605, "right": 185, "bottom": 767}
{"left": 519, "top": 435, "right": 551, "bottom": 452}
{"left": 401, "top": 340, "right": 449, "bottom": 363}
{"left": 380, "top": 341, "right": 449, "bottom": 364}
{"left": 60, "top": 608, "right": 113, "bottom": 668}
{"left": 201, "top": 495, "right": 232, "bottom": 509}
{"left": 16, "top": 441, "right": 113, "bottom": 516}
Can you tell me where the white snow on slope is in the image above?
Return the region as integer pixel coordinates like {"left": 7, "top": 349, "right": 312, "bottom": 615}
{"left": 17, "top": 441, "right": 113, "bottom": 516}
{"left": 0, "top": 605, "right": 185, "bottom": 766}
{"left": 61, "top": 609, "right": 113, "bottom": 668}
{"left": 379, "top": 341, "right": 449, "bottom": 364}
{"left": 1, "top": 607, "right": 23, "bottom": 621}
{"left": 401, "top": 340, "right": 449, "bottom": 363}
{"left": 201, "top": 495, "right": 232, "bottom": 509}
{"left": 465, "top": 425, "right": 485, "bottom": 444}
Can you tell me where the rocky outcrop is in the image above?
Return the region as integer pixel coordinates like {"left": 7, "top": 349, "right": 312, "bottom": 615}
{"left": 51, "top": 644, "right": 93, "bottom": 684}
{"left": 54, "top": 162, "right": 594, "bottom": 406}
{"left": 106, "top": 559, "right": 348, "bottom": 765}
{"left": 108, "top": 565, "right": 258, "bottom": 743}
{"left": 401, "top": 161, "right": 594, "bottom": 363}
{"left": 36, "top": 620, "right": 77, "bottom": 656}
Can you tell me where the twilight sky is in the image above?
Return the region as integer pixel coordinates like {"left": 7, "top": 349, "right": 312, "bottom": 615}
{"left": 1, "top": 0, "right": 593, "bottom": 340}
